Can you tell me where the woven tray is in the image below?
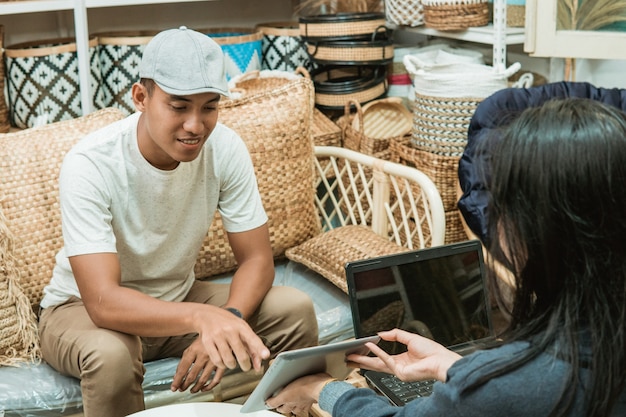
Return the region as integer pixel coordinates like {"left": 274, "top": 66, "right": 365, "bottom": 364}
{"left": 422, "top": 1, "right": 489, "bottom": 30}
{"left": 312, "top": 108, "right": 342, "bottom": 147}
{"left": 352, "top": 97, "right": 412, "bottom": 140}
{"left": 299, "top": 12, "right": 387, "bottom": 42}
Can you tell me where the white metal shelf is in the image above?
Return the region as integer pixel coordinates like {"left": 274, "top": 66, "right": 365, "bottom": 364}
{"left": 403, "top": 24, "right": 525, "bottom": 46}
{"left": 0, "top": 1, "right": 73, "bottom": 15}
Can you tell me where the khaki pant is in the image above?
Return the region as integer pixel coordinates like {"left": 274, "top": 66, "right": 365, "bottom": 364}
{"left": 38, "top": 281, "right": 318, "bottom": 417}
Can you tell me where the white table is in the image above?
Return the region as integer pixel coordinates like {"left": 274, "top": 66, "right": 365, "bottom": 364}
{"left": 127, "top": 402, "right": 280, "bottom": 417}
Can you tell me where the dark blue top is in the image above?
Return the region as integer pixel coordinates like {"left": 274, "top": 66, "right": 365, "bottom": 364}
{"left": 319, "top": 340, "right": 626, "bottom": 417}
{"left": 457, "top": 81, "right": 626, "bottom": 241}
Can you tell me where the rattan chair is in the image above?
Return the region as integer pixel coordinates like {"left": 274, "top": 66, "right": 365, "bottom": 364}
{"left": 314, "top": 145, "right": 445, "bottom": 249}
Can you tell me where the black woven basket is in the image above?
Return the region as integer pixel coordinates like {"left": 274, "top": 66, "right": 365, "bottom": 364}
{"left": 306, "top": 26, "right": 393, "bottom": 66}
{"left": 311, "top": 65, "right": 388, "bottom": 110}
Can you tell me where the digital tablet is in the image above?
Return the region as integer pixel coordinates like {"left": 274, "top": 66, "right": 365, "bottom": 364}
{"left": 240, "top": 335, "right": 380, "bottom": 413}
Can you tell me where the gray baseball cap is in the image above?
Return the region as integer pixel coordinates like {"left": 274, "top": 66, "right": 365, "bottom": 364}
{"left": 139, "top": 26, "right": 230, "bottom": 97}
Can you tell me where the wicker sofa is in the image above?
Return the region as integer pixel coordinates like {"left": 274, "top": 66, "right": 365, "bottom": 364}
{"left": 0, "top": 75, "right": 445, "bottom": 416}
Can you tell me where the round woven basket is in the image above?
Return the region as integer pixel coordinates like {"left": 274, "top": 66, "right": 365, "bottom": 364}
{"left": 299, "top": 12, "right": 387, "bottom": 42}
{"left": 255, "top": 21, "right": 316, "bottom": 72}
{"left": 410, "top": 93, "right": 482, "bottom": 157}
{"left": 311, "top": 65, "right": 388, "bottom": 110}
{"left": 5, "top": 36, "right": 105, "bottom": 129}
{"left": 422, "top": 1, "right": 489, "bottom": 30}
{"left": 306, "top": 27, "right": 394, "bottom": 66}
{"left": 96, "top": 30, "right": 158, "bottom": 115}
{"left": 202, "top": 28, "right": 264, "bottom": 80}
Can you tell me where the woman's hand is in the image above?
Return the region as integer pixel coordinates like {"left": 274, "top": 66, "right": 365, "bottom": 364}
{"left": 265, "top": 373, "right": 333, "bottom": 417}
{"left": 347, "top": 329, "right": 462, "bottom": 382}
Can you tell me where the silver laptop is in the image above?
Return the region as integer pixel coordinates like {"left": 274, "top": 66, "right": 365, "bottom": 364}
{"left": 345, "top": 240, "right": 499, "bottom": 405}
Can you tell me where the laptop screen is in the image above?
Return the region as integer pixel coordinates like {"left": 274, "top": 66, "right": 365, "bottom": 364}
{"left": 346, "top": 240, "right": 494, "bottom": 354}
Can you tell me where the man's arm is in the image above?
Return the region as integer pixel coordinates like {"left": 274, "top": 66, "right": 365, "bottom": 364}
{"left": 69, "top": 253, "right": 269, "bottom": 371}
{"left": 222, "top": 223, "right": 274, "bottom": 320}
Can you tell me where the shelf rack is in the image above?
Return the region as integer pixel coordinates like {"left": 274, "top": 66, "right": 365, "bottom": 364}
{"left": 398, "top": 0, "right": 524, "bottom": 72}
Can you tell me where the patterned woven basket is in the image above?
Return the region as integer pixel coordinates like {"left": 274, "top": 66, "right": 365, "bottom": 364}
{"left": 256, "top": 21, "right": 317, "bottom": 72}
{"left": 0, "top": 25, "right": 9, "bottom": 133}
{"left": 96, "top": 30, "right": 158, "bottom": 115}
{"left": 299, "top": 12, "right": 387, "bottom": 42}
{"left": 385, "top": 0, "right": 425, "bottom": 27}
{"left": 422, "top": 0, "right": 489, "bottom": 30}
{"left": 203, "top": 28, "right": 263, "bottom": 80}
{"left": 410, "top": 93, "right": 482, "bottom": 157}
{"left": 5, "top": 37, "right": 105, "bottom": 129}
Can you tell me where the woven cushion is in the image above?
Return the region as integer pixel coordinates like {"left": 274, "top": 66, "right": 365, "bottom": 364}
{"left": 285, "top": 225, "right": 408, "bottom": 293}
{"left": 194, "top": 77, "right": 321, "bottom": 278}
{"left": 0, "top": 108, "right": 126, "bottom": 310}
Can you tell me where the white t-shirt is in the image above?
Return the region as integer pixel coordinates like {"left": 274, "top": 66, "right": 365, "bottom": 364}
{"left": 40, "top": 112, "right": 268, "bottom": 308}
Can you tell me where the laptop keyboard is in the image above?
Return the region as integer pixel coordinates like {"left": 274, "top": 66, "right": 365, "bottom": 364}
{"left": 379, "top": 374, "right": 435, "bottom": 403}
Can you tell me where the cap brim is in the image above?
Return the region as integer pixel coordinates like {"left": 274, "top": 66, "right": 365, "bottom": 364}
{"left": 155, "top": 81, "right": 231, "bottom": 98}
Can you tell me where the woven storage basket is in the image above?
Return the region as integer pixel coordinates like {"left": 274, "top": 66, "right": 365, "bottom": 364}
{"left": 96, "top": 31, "right": 157, "bottom": 115}
{"left": 385, "top": 0, "right": 425, "bottom": 27}
{"left": 5, "top": 37, "right": 105, "bottom": 129}
{"left": 311, "top": 65, "right": 387, "bottom": 110}
{"left": 256, "top": 21, "right": 317, "bottom": 72}
{"left": 0, "top": 25, "right": 9, "bottom": 133}
{"left": 305, "top": 27, "right": 394, "bottom": 66}
{"left": 422, "top": 0, "right": 489, "bottom": 30}
{"left": 204, "top": 28, "right": 263, "bottom": 80}
{"left": 390, "top": 136, "right": 466, "bottom": 243}
{"left": 299, "top": 12, "right": 387, "bottom": 41}
{"left": 312, "top": 108, "right": 342, "bottom": 147}
{"left": 506, "top": 4, "right": 525, "bottom": 27}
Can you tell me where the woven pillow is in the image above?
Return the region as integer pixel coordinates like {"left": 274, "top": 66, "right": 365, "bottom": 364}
{"left": 194, "top": 77, "right": 321, "bottom": 278}
{"left": 285, "top": 225, "right": 409, "bottom": 293}
{"left": 0, "top": 108, "right": 126, "bottom": 310}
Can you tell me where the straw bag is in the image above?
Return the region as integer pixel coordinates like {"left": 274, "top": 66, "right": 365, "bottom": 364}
{"left": 385, "top": 0, "right": 425, "bottom": 27}
{"left": 5, "top": 37, "right": 105, "bottom": 128}
{"left": 96, "top": 31, "right": 158, "bottom": 115}
{"left": 421, "top": 0, "right": 489, "bottom": 30}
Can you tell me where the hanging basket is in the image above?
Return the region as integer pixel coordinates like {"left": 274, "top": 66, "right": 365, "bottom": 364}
{"left": 96, "top": 30, "right": 157, "bottom": 115}
{"left": 421, "top": 0, "right": 489, "bottom": 30}
{"left": 5, "top": 36, "right": 105, "bottom": 129}
{"left": 299, "top": 12, "right": 387, "bottom": 42}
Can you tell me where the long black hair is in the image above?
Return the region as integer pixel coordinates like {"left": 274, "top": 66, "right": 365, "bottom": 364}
{"left": 473, "top": 98, "right": 626, "bottom": 416}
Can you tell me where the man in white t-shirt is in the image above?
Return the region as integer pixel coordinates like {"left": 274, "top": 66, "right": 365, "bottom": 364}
{"left": 38, "top": 27, "right": 318, "bottom": 417}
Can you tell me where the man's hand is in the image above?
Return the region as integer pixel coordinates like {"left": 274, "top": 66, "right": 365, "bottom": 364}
{"left": 172, "top": 338, "right": 225, "bottom": 393}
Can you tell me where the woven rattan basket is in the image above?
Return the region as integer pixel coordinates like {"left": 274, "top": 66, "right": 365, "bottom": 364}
{"left": 306, "top": 27, "right": 393, "bottom": 66}
{"left": 96, "top": 30, "right": 158, "bottom": 115}
{"left": 385, "top": 0, "right": 425, "bottom": 27}
{"left": 310, "top": 65, "right": 387, "bottom": 110}
{"left": 255, "top": 21, "right": 316, "bottom": 72}
{"left": 390, "top": 136, "right": 466, "bottom": 243}
{"left": 203, "top": 28, "right": 263, "bottom": 79}
{"left": 422, "top": 0, "right": 489, "bottom": 30}
{"left": 299, "top": 12, "right": 387, "bottom": 41}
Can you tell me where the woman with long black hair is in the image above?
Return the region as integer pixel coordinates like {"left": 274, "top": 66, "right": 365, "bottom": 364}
{"left": 267, "top": 97, "right": 626, "bottom": 417}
